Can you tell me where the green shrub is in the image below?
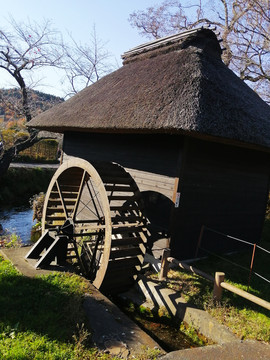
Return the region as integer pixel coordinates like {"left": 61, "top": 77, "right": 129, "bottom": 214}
{"left": 0, "top": 168, "right": 55, "bottom": 207}
{"left": 30, "top": 222, "right": 42, "bottom": 243}
{"left": 0, "top": 232, "right": 22, "bottom": 248}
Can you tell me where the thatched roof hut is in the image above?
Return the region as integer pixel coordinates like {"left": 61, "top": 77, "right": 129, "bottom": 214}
{"left": 29, "top": 28, "right": 270, "bottom": 260}
{"left": 29, "top": 28, "right": 270, "bottom": 151}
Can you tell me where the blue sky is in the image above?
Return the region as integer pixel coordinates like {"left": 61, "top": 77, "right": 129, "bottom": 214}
{"left": 0, "top": 0, "right": 160, "bottom": 96}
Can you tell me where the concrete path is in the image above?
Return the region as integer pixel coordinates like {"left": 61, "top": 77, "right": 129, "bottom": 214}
{"left": 161, "top": 340, "right": 270, "bottom": 360}
{"left": 10, "top": 162, "right": 59, "bottom": 169}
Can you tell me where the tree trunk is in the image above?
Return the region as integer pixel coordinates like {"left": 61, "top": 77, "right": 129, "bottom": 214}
{"left": 0, "top": 70, "right": 39, "bottom": 178}
{"left": 0, "top": 147, "right": 15, "bottom": 178}
{"left": 0, "top": 129, "right": 39, "bottom": 178}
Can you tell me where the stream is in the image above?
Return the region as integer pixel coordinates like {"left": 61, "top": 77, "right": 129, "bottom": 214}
{"left": 0, "top": 207, "right": 35, "bottom": 244}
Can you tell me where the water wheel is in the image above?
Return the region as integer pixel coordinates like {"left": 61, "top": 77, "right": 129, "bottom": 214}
{"left": 41, "top": 158, "right": 148, "bottom": 293}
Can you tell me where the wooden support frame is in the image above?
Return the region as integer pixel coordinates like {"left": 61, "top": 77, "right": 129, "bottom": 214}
{"left": 159, "top": 248, "right": 171, "bottom": 281}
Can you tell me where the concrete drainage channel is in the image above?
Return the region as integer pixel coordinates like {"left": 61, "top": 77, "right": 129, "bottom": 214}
{"left": 118, "top": 256, "right": 237, "bottom": 349}
{"left": 114, "top": 292, "right": 205, "bottom": 353}
{"left": 132, "top": 275, "right": 237, "bottom": 344}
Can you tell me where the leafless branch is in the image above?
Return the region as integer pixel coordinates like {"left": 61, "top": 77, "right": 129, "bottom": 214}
{"left": 61, "top": 25, "right": 113, "bottom": 95}
{"left": 129, "top": 0, "right": 270, "bottom": 103}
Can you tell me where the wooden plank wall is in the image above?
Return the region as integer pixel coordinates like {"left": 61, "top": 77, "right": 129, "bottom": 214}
{"left": 63, "top": 132, "right": 181, "bottom": 199}
{"left": 126, "top": 168, "right": 175, "bottom": 200}
{"left": 63, "top": 132, "right": 182, "bottom": 235}
{"left": 170, "top": 138, "right": 270, "bottom": 260}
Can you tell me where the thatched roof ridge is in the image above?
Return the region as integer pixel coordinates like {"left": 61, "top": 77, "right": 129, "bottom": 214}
{"left": 121, "top": 27, "right": 221, "bottom": 64}
{"left": 28, "top": 28, "right": 270, "bottom": 150}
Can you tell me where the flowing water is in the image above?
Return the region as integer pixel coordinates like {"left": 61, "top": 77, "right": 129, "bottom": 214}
{"left": 0, "top": 207, "right": 35, "bottom": 244}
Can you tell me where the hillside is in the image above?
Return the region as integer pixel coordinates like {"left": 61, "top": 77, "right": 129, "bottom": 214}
{"left": 0, "top": 88, "right": 63, "bottom": 155}
{"left": 0, "top": 88, "right": 64, "bottom": 121}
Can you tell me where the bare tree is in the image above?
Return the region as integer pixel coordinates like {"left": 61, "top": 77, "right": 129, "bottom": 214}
{"left": 62, "top": 26, "right": 113, "bottom": 96}
{"left": 129, "top": 1, "right": 204, "bottom": 39}
{"left": 129, "top": 1, "right": 249, "bottom": 66}
{"left": 129, "top": 0, "right": 270, "bottom": 102}
{"left": 0, "top": 18, "right": 114, "bottom": 176}
{"left": 0, "top": 18, "right": 64, "bottom": 176}
{"left": 231, "top": 0, "right": 270, "bottom": 100}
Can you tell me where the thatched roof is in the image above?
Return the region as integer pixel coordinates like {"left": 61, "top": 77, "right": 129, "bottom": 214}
{"left": 28, "top": 28, "right": 270, "bottom": 150}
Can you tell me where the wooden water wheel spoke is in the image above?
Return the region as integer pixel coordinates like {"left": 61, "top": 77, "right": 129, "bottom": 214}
{"left": 73, "top": 224, "right": 106, "bottom": 232}
{"left": 86, "top": 178, "right": 104, "bottom": 220}
{"left": 42, "top": 158, "right": 148, "bottom": 293}
{"left": 72, "top": 177, "right": 105, "bottom": 223}
{"left": 55, "top": 180, "right": 69, "bottom": 219}
{"left": 111, "top": 223, "right": 145, "bottom": 231}
{"left": 72, "top": 170, "right": 88, "bottom": 220}
{"left": 74, "top": 197, "right": 102, "bottom": 221}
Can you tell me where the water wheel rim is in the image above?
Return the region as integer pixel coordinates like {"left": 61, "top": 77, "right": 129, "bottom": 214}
{"left": 42, "top": 157, "right": 112, "bottom": 288}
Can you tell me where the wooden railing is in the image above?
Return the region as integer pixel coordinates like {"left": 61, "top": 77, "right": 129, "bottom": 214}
{"left": 159, "top": 249, "right": 270, "bottom": 311}
{"left": 195, "top": 225, "right": 270, "bottom": 291}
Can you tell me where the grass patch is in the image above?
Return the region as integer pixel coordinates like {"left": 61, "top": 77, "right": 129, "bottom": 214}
{"left": 0, "top": 256, "right": 117, "bottom": 359}
{"left": 0, "top": 232, "right": 22, "bottom": 248}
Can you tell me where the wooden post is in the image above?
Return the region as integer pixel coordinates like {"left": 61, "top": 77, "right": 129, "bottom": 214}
{"left": 56, "top": 235, "right": 68, "bottom": 265}
{"left": 159, "top": 248, "right": 171, "bottom": 281}
{"left": 213, "top": 272, "right": 225, "bottom": 303}
{"left": 248, "top": 243, "right": 256, "bottom": 292}
{"left": 195, "top": 225, "right": 205, "bottom": 258}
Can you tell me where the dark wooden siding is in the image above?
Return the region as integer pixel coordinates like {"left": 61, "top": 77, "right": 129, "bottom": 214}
{"left": 170, "top": 138, "right": 270, "bottom": 260}
{"left": 63, "top": 132, "right": 182, "bottom": 198}
{"left": 63, "top": 132, "right": 182, "bottom": 234}
{"left": 63, "top": 132, "right": 182, "bottom": 177}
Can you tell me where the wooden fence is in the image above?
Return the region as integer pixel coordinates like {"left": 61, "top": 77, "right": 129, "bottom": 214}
{"left": 195, "top": 225, "right": 270, "bottom": 290}
{"left": 159, "top": 249, "right": 270, "bottom": 311}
